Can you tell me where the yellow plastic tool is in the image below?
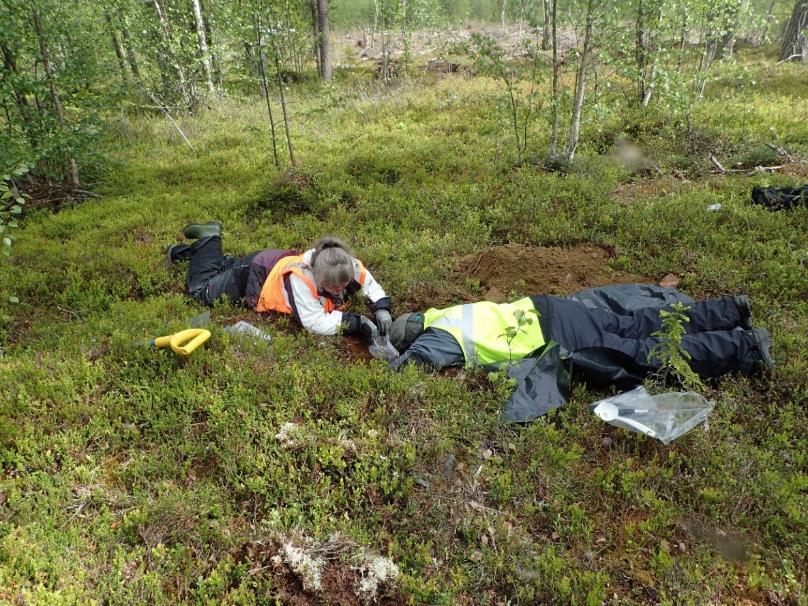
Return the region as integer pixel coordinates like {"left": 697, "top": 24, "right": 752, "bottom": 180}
{"left": 150, "top": 328, "right": 211, "bottom": 356}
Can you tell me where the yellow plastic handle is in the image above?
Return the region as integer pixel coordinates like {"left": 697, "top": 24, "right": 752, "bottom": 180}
{"left": 153, "top": 329, "right": 211, "bottom": 356}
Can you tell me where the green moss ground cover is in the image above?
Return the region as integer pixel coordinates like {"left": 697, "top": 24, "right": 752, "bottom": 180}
{"left": 0, "top": 54, "right": 806, "bottom": 604}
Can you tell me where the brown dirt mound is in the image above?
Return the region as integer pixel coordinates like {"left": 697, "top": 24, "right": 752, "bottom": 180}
{"left": 457, "top": 243, "right": 650, "bottom": 302}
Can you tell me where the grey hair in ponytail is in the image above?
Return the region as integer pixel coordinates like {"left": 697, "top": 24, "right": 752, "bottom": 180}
{"left": 311, "top": 236, "right": 354, "bottom": 287}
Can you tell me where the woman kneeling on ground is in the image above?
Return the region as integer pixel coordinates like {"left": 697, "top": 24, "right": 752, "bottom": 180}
{"left": 166, "top": 222, "right": 390, "bottom": 340}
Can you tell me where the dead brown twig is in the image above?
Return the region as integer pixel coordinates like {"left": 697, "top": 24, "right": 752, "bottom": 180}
{"left": 709, "top": 152, "right": 805, "bottom": 176}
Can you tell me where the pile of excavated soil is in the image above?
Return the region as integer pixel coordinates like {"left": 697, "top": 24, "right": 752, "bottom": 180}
{"left": 344, "top": 243, "right": 653, "bottom": 361}
{"left": 457, "top": 243, "right": 650, "bottom": 302}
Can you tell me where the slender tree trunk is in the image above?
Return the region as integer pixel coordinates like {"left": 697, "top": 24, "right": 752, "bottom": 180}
{"left": 151, "top": 0, "right": 192, "bottom": 106}
{"left": 566, "top": 0, "right": 594, "bottom": 162}
{"left": 283, "top": 0, "right": 299, "bottom": 75}
{"left": 550, "top": 0, "right": 560, "bottom": 158}
{"left": 504, "top": 77, "right": 522, "bottom": 157}
{"left": 316, "top": 0, "right": 332, "bottom": 80}
{"left": 635, "top": 0, "right": 647, "bottom": 101}
{"left": 272, "top": 47, "right": 296, "bottom": 166}
{"left": 718, "top": 2, "right": 741, "bottom": 59}
{"left": 191, "top": 0, "right": 215, "bottom": 93}
{"left": 1, "top": 42, "right": 43, "bottom": 176}
{"left": 32, "top": 9, "right": 79, "bottom": 187}
{"left": 264, "top": 6, "right": 297, "bottom": 165}
{"left": 105, "top": 13, "right": 131, "bottom": 85}
{"left": 372, "top": 0, "right": 380, "bottom": 49}
{"left": 254, "top": 14, "right": 280, "bottom": 168}
{"left": 694, "top": 6, "right": 717, "bottom": 97}
{"left": 760, "top": 0, "right": 777, "bottom": 43}
{"left": 637, "top": 0, "right": 663, "bottom": 105}
{"left": 722, "top": 32, "right": 736, "bottom": 58}
{"left": 244, "top": 42, "right": 255, "bottom": 74}
{"left": 401, "top": 0, "right": 410, "bottom": 61}
{"left": 1, "top": 44, "right": 33, "bottom": 125}
{"left": 201, "top": 4, "right": 223, "bottom": 86}
{"left": 121, "top": 17, "right": 142, "bottom": 81}
{"left": 370, "top": 0, "right": 379, "bottom": 49}
{"left": 779, "top": 0, "right": 808, "bottom": 61}
{"left": 541, "top": 0, "right": 551, "bottom": 50}
{"left": 516, "top": 0, "right": 525, "bottom": 39}
{"left": 501, "top": 0, "right": 508, "bottom": 30}
{"left": 310, "top": 0, "right": 323, "bottom": 77}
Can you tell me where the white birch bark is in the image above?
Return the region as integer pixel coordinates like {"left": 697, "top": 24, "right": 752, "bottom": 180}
{"left": 566, "top": 0, "right": 595, "bottom": 162}
{"left": 191, "top": 0, "right": 215, "bottom": 93}
{"left": 151, "top": 0, "right": 191, "bottom": 105}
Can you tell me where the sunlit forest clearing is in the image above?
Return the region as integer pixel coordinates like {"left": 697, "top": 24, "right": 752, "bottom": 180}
{"left": 1, "top": 0, "right": 807, "bottom": 603}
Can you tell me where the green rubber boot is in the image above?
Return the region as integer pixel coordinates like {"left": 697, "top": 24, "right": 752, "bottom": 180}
{"left": 183, "top": 221, "right": 222, "bottom": 239}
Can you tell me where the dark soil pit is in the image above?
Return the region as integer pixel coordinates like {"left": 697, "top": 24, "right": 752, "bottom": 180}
{"left": 456, "top": 243, "right": 651, "bottom": 302}
{"left": 333, "top": 336, "right": 374, "bottom": 362}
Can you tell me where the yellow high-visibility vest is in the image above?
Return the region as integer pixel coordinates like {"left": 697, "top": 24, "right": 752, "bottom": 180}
{"left": 423, "top": 297, "right": 545, "bottom": 367}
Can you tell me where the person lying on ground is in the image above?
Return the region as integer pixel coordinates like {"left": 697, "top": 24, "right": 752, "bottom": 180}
{"left": 165, "top": 222, "right": 391, "bottom": 340}
{"left": 388, "top": 290, "right": 774, "bottom": 383}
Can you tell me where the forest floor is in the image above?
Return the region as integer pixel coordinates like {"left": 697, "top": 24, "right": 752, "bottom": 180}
{"left": 0, "top": 43, "right": 806, "bottom": 605}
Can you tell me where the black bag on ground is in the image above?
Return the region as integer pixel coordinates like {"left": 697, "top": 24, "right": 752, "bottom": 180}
{"left": 751, "top": 185, "right": 808, "bottom": 210}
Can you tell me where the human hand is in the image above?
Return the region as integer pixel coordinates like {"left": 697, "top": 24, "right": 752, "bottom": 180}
{"left": 374, "top": 310, "right": 392, "bottom": 335}
{"left": 358, "top": 316, "right": 379, "bottom": 343}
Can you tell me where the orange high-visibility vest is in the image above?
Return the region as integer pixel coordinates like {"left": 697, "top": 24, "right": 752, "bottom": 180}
{"left": 255, "top": 254, "right": 367, "bottom": 314}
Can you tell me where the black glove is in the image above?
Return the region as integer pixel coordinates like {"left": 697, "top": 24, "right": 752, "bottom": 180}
{"left": 374, "top": 310, "right": 392, "bottom": 335}
{"left": 358, "top": 316, "right": 379, "bottom": 343}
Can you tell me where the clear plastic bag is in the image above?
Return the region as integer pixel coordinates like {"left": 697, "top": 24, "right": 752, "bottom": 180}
{"left": 369, "top": 334, "right": 399, "bottom": 361}
{"left": 224, "top": 320, "right": 272, "bottom": 342}
{"left": 189, "top": 310, "right": 211, "bottom": 327}
{"left": 589, "top": 386, "right": 712, "bottom": 444}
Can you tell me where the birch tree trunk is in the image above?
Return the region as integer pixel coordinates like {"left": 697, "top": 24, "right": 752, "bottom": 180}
{"left": 104, "top": 14, "right": 131, "bottom": 85}
{"left": 191, "top": 0, "right": 215, "bottom": 93}
{"left": 401, "top": 0, "right": 410, "bottom": 57}
{"left": 254, "top": 14, "right": 280, "bottom": 168}
{"left": 779, "top": 0, "right": 808, "bottom": 61}
{"left": 121, "top": 17, "right": 142, "bottom": 81}
{"left": 264, "top": 4, "right": 297, "bottom": 165}
{"left": 566, "top": 0, "right": 595, "bottom": 162}
{"left": 201, "top": 6, "right": 223, "bottom": 85}
{"left": 272, "top": 45, "right": 296, "bottom": 166}
{"left": 151, "top": 0, "right": 192, "bottom": 106}
{"left": 636, "top": 0, "right": 663, "bottom": 105}
{"left": 32, "top": 9, "right": 80, "bottom": 187}
{"left": 550, "top": 0, "right": 560, "bottom": 158}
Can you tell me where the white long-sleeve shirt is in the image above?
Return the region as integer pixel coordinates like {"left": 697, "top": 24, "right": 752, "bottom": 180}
{"left": 288, "top": 249, "right": 387, "bottom": 335}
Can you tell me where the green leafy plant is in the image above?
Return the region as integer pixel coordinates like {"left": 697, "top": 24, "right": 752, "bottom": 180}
{"left": 463, "top": 32, "right": 545, "bottom": 162}
{"left": 0, "top": 164, "right": 28, "bottom": 259}
{"left": 488, "top": 306, "right": 540, "bottom": 386}
{"left": 646, "top": 302, "right": 705, "bottom": 392}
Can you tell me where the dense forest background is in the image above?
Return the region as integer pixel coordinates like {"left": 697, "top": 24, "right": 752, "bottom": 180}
{"left": 0, "top": 0, "right": 806, "bottom": 604}
{"left": 1, "top": 0, "right": 805, "bottom": 195}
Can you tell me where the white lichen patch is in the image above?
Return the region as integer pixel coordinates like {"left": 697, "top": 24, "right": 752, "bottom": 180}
{"left": 275, "top": 422, "right": 302, "bottom": 450}
{"left": 355, "top": 552, "right": 399, "bottom": 601}
{"left": 282, "top": 542, "right": 325, "bottom": 593}
{"left": 338, "top": 435, "right": 357, "bottom": 453}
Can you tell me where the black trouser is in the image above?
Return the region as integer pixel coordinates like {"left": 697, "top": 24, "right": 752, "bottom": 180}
{"left": 183, "top": 236, "right": 258, "bottom": 306}
{"left": 536, "top": 296, "right": 760, "bottom": 379}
